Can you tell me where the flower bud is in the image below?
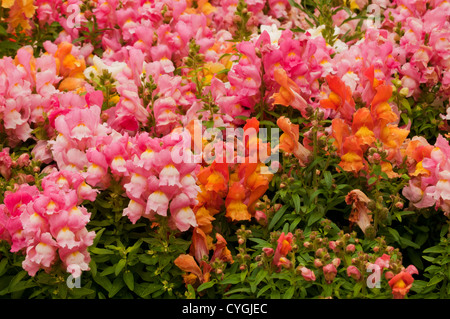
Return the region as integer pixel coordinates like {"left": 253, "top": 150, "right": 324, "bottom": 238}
{"left": 329, "top": 241, "right": 337, "bottom": 251}
{"left": 395, "top": 201, "right": 404, "bottom": 209}
{"left": 263, "top": 247, "right": 274, "bottom": 257}
{"left": 346, "top": 244, "right": 356, "bottom": 253}
{"left": 347, "top": 266, "right": 361, "bottom": 281}
{"left": 399, "top": 87, "right": 409, "bottom": 97}
{"left": 17, "top": 153, "right": 30, "bottom": 167}
{"left": 323, "top": 264, "right": 337, "bottom": 284}
{"left": 384, "top": 271, "right": 394, "bottom": 280}
{"left": 299, "top": 267, "right": 316, "bottom": 281}
{"left": 332, "top": 257, "right": 341, "bottom": 268}
{"left": 314, "top": 258, "right": 323, "bottom": 268}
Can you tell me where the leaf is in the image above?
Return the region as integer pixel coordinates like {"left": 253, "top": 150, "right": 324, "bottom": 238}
{"left": 423, "top": 246, "right": 445, "bottom": 254}
{"left": 70, "top": 287, "right": 95, "bottom": 297}
{"left": 108, "top": 277, "right": 125, "bottom": 298}
{"left": 123, "top": 271, "right": 134, "bottom": 291}
{"left": 0, "top": 258, "right": 8, "bottom": 277}
{"left": 89, "top": 247, "right": 114, "bottom": 255}
{"left": 197, "top": 280, "right": 216, "bottom": 292}
{"left": 115, "top": 259, "right": 127, "bottom": 276}
{"left": 248, "top": 238, "right": 270, "bottom": 248}
{"left": 353, "top": 281, "right": 364, "bottom": 298}
{"left": 92, "top": 228, "right": 106, "bottom": 246}
{"left": 400, "top": 237, "right": 420, "bottom": 249}
{"left": 427, "top": 275, "right": 444, "bottom": 287}
{"left": 292, "top": 194, "right": 301, "bottom": 213}
{"left": 288, "top": 0, "right": 302, "bottom": 9}
{"left": 220, "top": 274, "right": 241, "bottom": 285}
{"left": 307, "top": 206, "right": 324, "bottom": 226}
{"left": 323, "top": 171, "right": 332, "bottom": 189}
{"left": 387, "top": 228, "right": 401, "bottom": 242}
{"left": 289, "top": 216, "right": 302, "bottom": 232}
{"left": 253, "top": 270, "right": 268, "bottom": 290}
{"left": 256, "top": 284, "right": 272, "bottom": 298}
{"left": 139, "top": 283, "right": 162, "bottom": 297}
{"left": 93, "top": 274, "right": 112, "bottom": 292}
{"left": 270, "top": 288, "right": 280, "bottom": 299}
{"left": 283, "top": 286, "right": 295, "bottom": 299}
{"left": 268, "top": 204, "right": 288, "bottom": 230}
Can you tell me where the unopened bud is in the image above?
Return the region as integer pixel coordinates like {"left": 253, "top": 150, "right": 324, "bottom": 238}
{"left": 399, "top": 87, "right": 409, "bottom": 97}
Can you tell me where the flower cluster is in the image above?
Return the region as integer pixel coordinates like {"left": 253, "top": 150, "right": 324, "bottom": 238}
{"left": 0, "top": 0, "right": 449, "bottom": 299}
{"left": 403, "top": 134, "right": 450, "bottom": 217}
{"left": 0, "top": 170, "right": 96, "bottom": 278}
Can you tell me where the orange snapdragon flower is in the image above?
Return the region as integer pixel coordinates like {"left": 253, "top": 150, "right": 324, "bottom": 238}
{"left": 53, "top": 42, "right": 86, "bottom": 91}
{"left": 320, "top": 75, "right": 355, "bottom": 123}
{"left": 2, "top": 0, "right": 36, "bottom": 32}
{"left": 338, "top": 135, "right": 364, "bottom": 172}
{"left": 225, "top": 181, "right": 251, "bottom": 221}
{"left": 388, "top": 271, "right": 415, "bottom": 299}
{"left": 277, "top": 116, "right": 311, "bottom": 166}
{"left": 175, "top": 233, "right": 233, "bottom": 288}
{"left": 272, "top": 68, "right": 308, "bottom": 117}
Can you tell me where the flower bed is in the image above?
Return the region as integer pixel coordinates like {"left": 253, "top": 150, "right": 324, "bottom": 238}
{"left": 0, "top": 0, "right": 448, "bottom": 299}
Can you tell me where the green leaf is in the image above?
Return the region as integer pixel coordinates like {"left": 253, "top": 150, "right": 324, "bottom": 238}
{"left": 256, "top": 284, "right": 272, "bottom": 298}
{"left": 108, "top": 277, "right": 125, "bottom": 298}
{"left": 288, "top": 0, "right": 302, "bottom": 9}
{"left": 0, "top": 258, "right": 8, "bottom": 277}
{"left": 70, "top": 287, "right": 95, "bottom": 297}
{"left": 89, "top": 247, "right": 115, "bottom": 255}
{"left": 400, "top": 237, "right": 420, "bottom": 249}
{"left": 353, "top": 281, "right": 363, "bottom": 298}
{"left": 423, "top": 246, "right": 445, "bottom": 254}
{"left": 220, "top": 274, "right": 241, "bottom": 285}
{"left": 387, "top": 227, "right": 401, "bottom": 242}
{"left": 307, "top": 207, "right": 324, "bottom": 226}
{"left": 323, "top": 171, "right": 332, "bottom": 189}
{"left": 270, "top": 288, "right": 280, "bottom": 299}
{"left": 197, "top": 280, "right": 217, "bottom": 292}
{"left": 115, "top": 259, "right": 127, "bottom": 276}
{"left": 268, "top": 204, "right": 288, "bottom": 230}
{"left": 248, "top": 238, "right": 270, "bottom": 248}
{"left": 93, "top": 274, "right": 112, "bottom": 292}
{"left": 253, "top": 269, "right": 268, "bottom": 288}
{"left": 292, "top": 194, "right": 301, "bottom": 213}
{"left": 427, "top": 275, "right": 444, "bottom": 287}
{"left": 138, "top": 283, "right": 162, "bottom": 298}
{"left": 283, "top": 286, "right": 295, "bottom": 299}
{"left": 123, "top": 271, "right": 134, "bottom": 291}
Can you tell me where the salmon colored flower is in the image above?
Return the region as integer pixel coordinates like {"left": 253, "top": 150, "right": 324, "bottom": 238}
{"left": 174, "top": 254, "right": 207, "bottom": 286}
{"left": 225, "top": 182, "right": 251, "bottom": 221}
{"left": 273, "top": 232, "right": 293, "bottom": 269}
{"left": 272, "top": 68, "right": 308, "bottom": 117}
{"left": 3, "top": 0, "right": 36, "bottom": 32}
{"left": 338, "top": 136, "right": 364, "bottom": 172}
{"left": 320, "top": 75, "right": 355, "bottom": 123}
{"left": 277, "top": 116, "right": 311, "bottom": 166}
{"left": 53, "top": 42, "right": 86, "bottom": 91}
{"left": 331, "top": 118, "right": 351, "bottom": 154}
{"left": 175, "top": 233, "right": 233, "bottom": 288}
{"left": 388, "top": 270, "right": 415, "bottom": 299}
